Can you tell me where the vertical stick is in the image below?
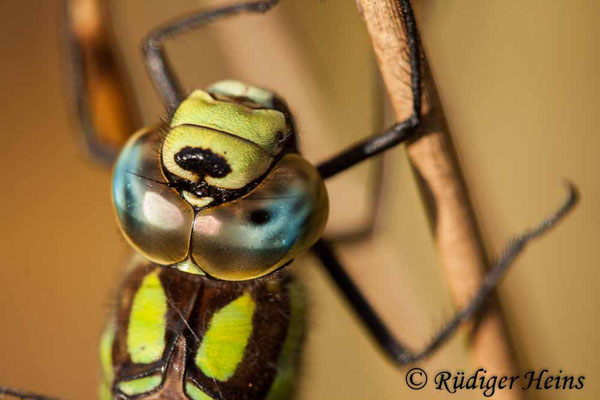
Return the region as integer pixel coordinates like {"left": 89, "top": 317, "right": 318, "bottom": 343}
{"left": 357, "top": 1, "right": 523, "bottom": 398}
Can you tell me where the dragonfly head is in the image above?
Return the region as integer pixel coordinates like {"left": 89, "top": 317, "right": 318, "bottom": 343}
{"left": 112, "top": 81, "right": 328, "bottom": 281}
{"left": 162, "top": 81, "right": 295, "bottom": 208}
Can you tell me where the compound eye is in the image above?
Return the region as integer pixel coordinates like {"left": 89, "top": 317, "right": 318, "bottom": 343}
{"left": 190, "top": 154, "right": 329, "bottom": 281}
{"left": 112, "top": 127, "right": 194, "bottom": 265}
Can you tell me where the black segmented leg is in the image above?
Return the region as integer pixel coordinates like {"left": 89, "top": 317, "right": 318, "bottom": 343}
{"left": 142, "top": 0, "right": 281, "bottom": 113}
{"left": 311, "top": 184, "right": 578, "bottom": 364}
{"left": 0, "top": 387, "right": 59, "bottom": 400}
{"left": 137, "top": 0, "right": 418, "bottom": 241}
{"left": 317, "top": 0, "right": 422, "bottom": 179}
{"left": 325, "top": 61, "right": 388, "bottom": 245}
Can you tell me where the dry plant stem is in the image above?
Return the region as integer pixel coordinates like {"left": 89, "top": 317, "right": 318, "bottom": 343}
{"left": 357, "top": 1, "right": 523, "bottom": 398}
{"left": 66, "top": 0, "right": 138, "bottom": 150}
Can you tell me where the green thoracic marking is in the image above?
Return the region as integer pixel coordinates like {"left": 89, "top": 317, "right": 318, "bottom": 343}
{"left": 185, "top": 382, "right": 215, "bottom": 400}
{"left": 99, "top": 320, "right": 116, "bottom": 390}
{"left": 266, "top": 282, "right": 306, "bottom": 400}
{"left": 195, "top": 292, "right": 256, "bottom": 381}
{"left": 117, "top": 375, "right": 162, "bottom": 396}
{"left": 127, "top": 270, "right": 167, "bottom": 364}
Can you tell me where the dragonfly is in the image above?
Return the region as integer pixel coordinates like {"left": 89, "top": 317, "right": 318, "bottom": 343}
{"left": 0, "top": 0, "right": 577, "bottom": 399}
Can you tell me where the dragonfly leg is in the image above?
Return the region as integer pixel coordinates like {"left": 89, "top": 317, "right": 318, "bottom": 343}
{"left": 62, "top": 0, "right": 140, "bottom": 164}
{"left": 0, "top": 387, "right": 60, "bottom": 400}
{"left": 317, "top": 0, "right": 422, "bottom": 180}
{"left": 142, "top": 0, "right": 281, "bottom": 113}
{"left": 311, "top": 184, "right": 577, "bottom": 365}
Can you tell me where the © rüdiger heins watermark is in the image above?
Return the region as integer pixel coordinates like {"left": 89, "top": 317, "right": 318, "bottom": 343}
{"left": 405, "top": 367, "right": 585, "bottom": 397}
{"left": 434, "top": 368, "right": 584, "bottom": 397}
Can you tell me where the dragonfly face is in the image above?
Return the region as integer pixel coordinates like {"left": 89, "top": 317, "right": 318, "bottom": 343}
{"left": 112, "top": 81, "right": 329, "bottom": 281}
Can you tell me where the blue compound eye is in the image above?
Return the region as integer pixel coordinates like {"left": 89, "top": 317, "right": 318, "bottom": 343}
{"left": 190, "top": 154, "right": 329, "bottom": 281}
{"left": 112, "top": 127, "right": 195, "bottom": 266}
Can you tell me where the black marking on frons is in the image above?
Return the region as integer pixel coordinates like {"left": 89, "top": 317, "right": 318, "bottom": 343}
{"left": 164, "top": 150, "right": 283, "bottom": 212}
{"left": 174, "top": 146, "right": 232, "bottom": 178}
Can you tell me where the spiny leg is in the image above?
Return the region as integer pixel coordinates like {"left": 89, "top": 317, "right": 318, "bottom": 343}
{"left": 142, "top": 0, "right": 281, "bottom": 113}
{"left": 317, "top": 0, "right": 422, "bottom": 179}
{"left": 315, "top": 0, "right": 578, "bottom": 364}
{"left": 0, "top": 387, "right": 59, "bottom": 400}
{"left": 62, "top": 0, "right": 140, "bottom": 164}
{"left": 312, "top": 184, "right": 578, "bottom": 365}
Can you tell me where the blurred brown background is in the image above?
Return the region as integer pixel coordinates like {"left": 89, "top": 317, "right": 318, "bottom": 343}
{"left": 0, "top": 1, "right": 597, "bottom": 399}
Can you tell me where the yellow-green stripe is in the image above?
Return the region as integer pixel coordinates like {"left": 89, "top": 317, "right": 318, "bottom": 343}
{"left": 195, "top": 292, "right": 256, "bottom": 381}
{"left": 118, "top": 375, "right": 162, "bottom": 396}
{"left": 127, "top": 270, "right": 167, "bottom": 364}
{"left": 185, "top": 382, "right": 215, "bottom": 400}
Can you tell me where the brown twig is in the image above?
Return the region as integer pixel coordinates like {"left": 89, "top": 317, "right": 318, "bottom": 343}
{"left": 357, "top": 1, "right": 523, "bottom": 398}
